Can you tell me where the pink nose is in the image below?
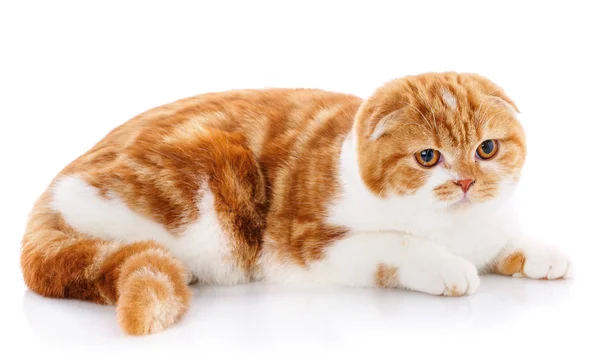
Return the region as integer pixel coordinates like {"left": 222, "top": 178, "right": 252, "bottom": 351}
{"left": 455, "top": 179, "right": 474, "bottom": 193}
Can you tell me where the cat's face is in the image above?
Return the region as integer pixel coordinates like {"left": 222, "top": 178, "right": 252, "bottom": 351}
{"left": 354, "top": 72, "right": 526, "bottom": 210}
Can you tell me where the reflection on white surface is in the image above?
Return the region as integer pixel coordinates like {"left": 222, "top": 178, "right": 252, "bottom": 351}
{"left": 15, "top": 271, "right": 597, "bottom": 361}
{"left": 23, "top": 276, "right": 575, "bottom": 344}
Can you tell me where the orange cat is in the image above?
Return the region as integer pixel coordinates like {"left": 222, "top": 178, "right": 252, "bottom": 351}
{"left": 21, "top": 72, "right": 572, "bottom": 335}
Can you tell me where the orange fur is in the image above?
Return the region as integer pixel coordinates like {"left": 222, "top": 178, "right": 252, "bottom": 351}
{"left": 375, "top": 264, "right": 399, "bottom": 288}
{"left": 494, "top": 251, "right": 527, "bottom": 276}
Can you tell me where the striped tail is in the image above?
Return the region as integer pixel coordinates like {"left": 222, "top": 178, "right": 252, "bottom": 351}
{"left": 20, "top": 192, "right": 192, "bottom": 335}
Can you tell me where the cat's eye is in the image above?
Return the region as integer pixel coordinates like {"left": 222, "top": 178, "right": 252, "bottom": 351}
{"left": 415, "top": 149, "right": 441, "bottom": 168}
{"left": 476, "top": 139, "right": 499, "bottom": 160}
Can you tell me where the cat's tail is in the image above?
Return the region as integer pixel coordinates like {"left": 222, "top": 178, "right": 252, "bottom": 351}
{"left": 20, "top": 191, "right": 192, "bottom": 335}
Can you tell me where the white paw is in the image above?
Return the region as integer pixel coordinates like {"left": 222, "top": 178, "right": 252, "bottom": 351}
{"left": 522, "top": 247, "right": 573, "bottom": 280}
{"left": 438, "top": 257, "right": 480, "bottom": 296}
{"left": 407, "top": 255, "right": 480, "bottom": 297}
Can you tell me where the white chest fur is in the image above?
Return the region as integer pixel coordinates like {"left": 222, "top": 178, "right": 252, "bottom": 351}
{"left": 328, "top": 137, "right": 517, "bottom": 268}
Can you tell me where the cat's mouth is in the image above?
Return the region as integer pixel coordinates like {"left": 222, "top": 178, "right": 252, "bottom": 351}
{"left": 457, "top": 195, "right": 472, "bottom": 204}
{"left": 449, "top": 191, "right": 498, "bottom": 209}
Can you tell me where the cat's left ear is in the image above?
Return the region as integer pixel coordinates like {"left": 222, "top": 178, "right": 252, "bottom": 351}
{"left": 368, "top": 109, "right": 405, "bottom": 140}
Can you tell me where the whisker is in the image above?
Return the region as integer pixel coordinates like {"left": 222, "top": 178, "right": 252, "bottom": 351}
{"left": 395, "top": 101, "right": 434, "bottom": 132}
{"left": 415, "top": 90, "right": 438, "bottom": 131}
{"left": 478, "top": 110, "right": 504, "bottom": 130}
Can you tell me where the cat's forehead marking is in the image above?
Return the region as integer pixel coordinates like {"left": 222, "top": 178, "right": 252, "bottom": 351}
{"left": 441, "top": 88, "right": 457, "bottom": 110}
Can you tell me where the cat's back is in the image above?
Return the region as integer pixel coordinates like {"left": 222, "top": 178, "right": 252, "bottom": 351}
{"left": 62, "top": 88, "right": 362, "bottom": 176}
{"left": 97, "top": 89, "right": 359, "bottom": 151}
{"left": 142, "top": 88, "right": 362, "bottom": 148}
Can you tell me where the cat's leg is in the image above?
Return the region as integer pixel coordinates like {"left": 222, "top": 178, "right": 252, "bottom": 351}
{"left": 266, "top": 232, "right": 480, "bottom": 296}
{"left": 491, "top": 236, "right": 572, "bottom": 279}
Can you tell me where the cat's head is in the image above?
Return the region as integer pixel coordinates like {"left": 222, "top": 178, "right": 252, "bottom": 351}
{"left": 354, "top": 72, "right": 526, "bottom": 209}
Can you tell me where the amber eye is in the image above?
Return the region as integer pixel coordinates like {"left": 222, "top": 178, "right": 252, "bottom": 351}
{"left": 415, "top": 149, "right": 441, "bottom": 168}
{"left": 476, "top": 139, "right": 499, "bottom": 160}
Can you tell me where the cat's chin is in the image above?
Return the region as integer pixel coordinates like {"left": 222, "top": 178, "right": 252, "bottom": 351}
{"left": 445, "top": 195, "right": 477, "bottom": 211}
{"left": 445, "top": 194, "right": 500, "bottom": 211}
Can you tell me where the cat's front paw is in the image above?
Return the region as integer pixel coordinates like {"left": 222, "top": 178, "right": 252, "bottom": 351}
{"left": 410, "top": 256, "right": 480, "bottom": 297}
{"left": 498, "top": 246, "right": 573, "bottom": 280}
{"left": 522, "top": 247, "right": 573, "bottom": 280}
{"left": 438, "top": 257, "right": 480, "bottom": 296}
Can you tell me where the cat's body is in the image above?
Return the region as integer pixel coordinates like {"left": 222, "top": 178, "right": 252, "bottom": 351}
{"left": 21, "top": 72, "right": 571, "bottom": 335}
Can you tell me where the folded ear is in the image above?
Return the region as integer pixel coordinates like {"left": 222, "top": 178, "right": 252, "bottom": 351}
{"left": 476, "top": 95, "right": 520, "bottom": 123}
{"left": 368, "top": 109, "right": 406, "bottom": 140}
{"left": 466, "top": 73, "right": 520, "bottom": 114}
{"left": 489, "top": 95, "right": 520, "bottom": 115}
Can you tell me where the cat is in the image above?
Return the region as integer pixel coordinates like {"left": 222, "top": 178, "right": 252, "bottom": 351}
{"left": 20, "top": 72, "right": 572, "bottom": 335}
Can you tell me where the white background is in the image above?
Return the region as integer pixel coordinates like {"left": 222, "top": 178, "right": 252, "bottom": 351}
{"left": 1, "top": 1, "right": 599, "bottom": 361}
